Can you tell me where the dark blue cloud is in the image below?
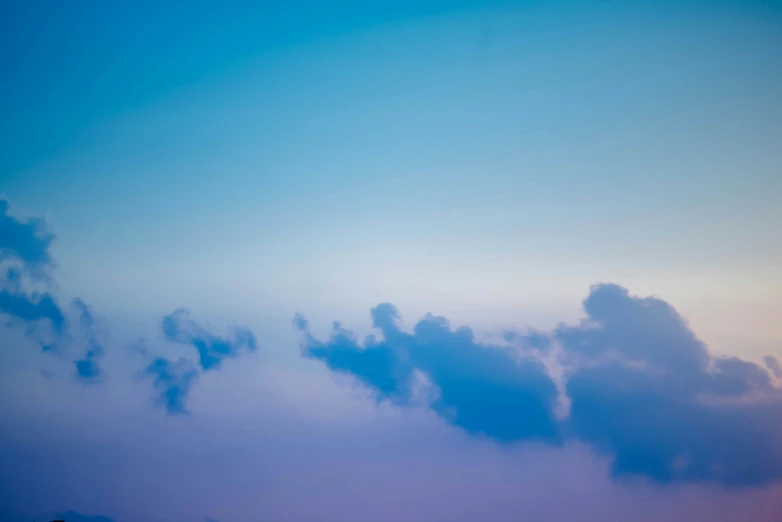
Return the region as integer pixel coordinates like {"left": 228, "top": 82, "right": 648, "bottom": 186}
{"left": 559, "top": 284, "right": 782, "bottom": 487}
{"left": 296, "top": 304, "right": 561, "bottom": 443}
{"left": 557, "top": 283, "right": 708, "bottom": 373}
{"left": 565, "top": 361, "right": 782, "bottom": 486}
{"left": 144, "top": 356, "right": 199, "bottom": 415}
{"left": 2, "top": 266, "right": 22, "bottom": 292}
{"left": 162, "top": 308, "right": 258, "bottom": 371}
{"left": 142, "top": 310, "right": 258, "bottom": 414}
{"left": 0, "top": 199, "right": 104, "bottom": 378}
{"left": 0, "top": 287, "right": 66, "bottom": 337}
{"left": 298, "top": 283, "right": 782, "bottom": 487}
{"left": 1, "top": 265, "right": 65, "bottom": 342}
{"left": 0, "top": 279, "right": 107, "bottom": 380}
{"left": 0, "top": 198, "right": 55, "bottom": 277}
{"left": 0, "top": 264, "right": 66, "bottom": 352}
{"left": 53, "top": 510, "right": 115, "bottom": 522}
{"left": 74, "top": 357, "right": 101, "bottom": 381}
{"left": 0, "top": 203, "right": 64, "bottom": 348}
{"left": 72, "top": 298, "right": 105, "bottom": 384}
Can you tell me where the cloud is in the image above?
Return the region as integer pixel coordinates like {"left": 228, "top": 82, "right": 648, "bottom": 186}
{"left": 52, "top": 510, "right": 115, "bottom": 522}
{"left": 0, "top": 199, "right": 104, "bottom": 379}
{"left": 0, "top": 287, "right": 66, "bottom": 338}
{"left": 560, "top": 285, "right": 782, "bottom": 487}
{"left": 0, "top": 236, "right": 67, "bottom": 352}
{"left": 0, "top": 198, "right": 55, "bottom": 278}
{"left": 2, "top": 195, "right": 260, "bottom": 415}
{"left": 0, "top": 285, "right": 107, "bottom": 380}
{"left": 72, "top": 298, "right": 105, "bottom": 384}
{"left": 298, "top": 283, "right": 782, "bottom": 487}
{"left": 145, "top": 356, "right": 200, "bottom": 415}
{"left": 764, "top": 356, "right": 782, "bottom": 379}
{"left": 296, "top": 304, "right": 561, "bottom": 443}
{"left": 143, "top": 310, "right": 258, "bottom": 414}
{"left": 162, "top": 308, "right": 258, "bottom": 371}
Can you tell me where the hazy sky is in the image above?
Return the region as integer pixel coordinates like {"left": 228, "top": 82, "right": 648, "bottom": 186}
{"left": 1, "top": 1, "right": 782, "bottom": 521}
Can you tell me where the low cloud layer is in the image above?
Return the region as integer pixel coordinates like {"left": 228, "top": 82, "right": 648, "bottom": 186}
{"left": 298, "top": 283, "right": 782, "bottom": 487}
{"left": 3, "top": 197, "right": 781, "bottom": 521}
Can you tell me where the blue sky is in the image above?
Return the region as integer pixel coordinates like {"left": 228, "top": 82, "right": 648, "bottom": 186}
{"left": 2, "top": 1, "right": 782, "bottom": 521}
{"left": 3, "top": 1, "right": 781, "bottom": 351}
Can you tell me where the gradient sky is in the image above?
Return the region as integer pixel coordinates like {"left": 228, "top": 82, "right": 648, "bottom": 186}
{"left": 1, "top": 1, "right": 782, "bottom": 521}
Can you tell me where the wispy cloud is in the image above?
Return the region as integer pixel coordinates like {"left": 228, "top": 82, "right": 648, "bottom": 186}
{"left": 0, "top": 198, "right": 55, "bottom": 279}
{"left": 162, "top": 308, "right": 257, "bottom": 371}
{"left": 0, "top": 199, "right": 104, "bottom": 379}
{"left": 0, "top": 280, "right": 66, "bottom": 342}
{"left": 72, "top": 298, "right": 105, "bottom": 384}
{"left": 1, "top": 199, "right": 260, "bottom": 413}
{"left": 140, "top": 309, "right": 258, "bottom": 414}
{"left": 144, "top": 356, "right": 200, "bottom": 415}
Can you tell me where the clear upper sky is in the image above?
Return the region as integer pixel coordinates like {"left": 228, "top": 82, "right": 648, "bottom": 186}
{"left": 1, "top": 3, "right": 782, "bottom": 518}
{"left": 3, "top": 1, "right": 781, "bottom": 349}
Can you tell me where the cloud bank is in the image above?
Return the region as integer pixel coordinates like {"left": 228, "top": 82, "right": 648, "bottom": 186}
{"left": 4, "top": 196, "right": 780, "bottom": 489}
{"left": 297, "top": 283, "right": 782, "bottom": 487}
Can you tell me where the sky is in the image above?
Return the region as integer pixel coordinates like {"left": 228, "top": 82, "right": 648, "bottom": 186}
{"left": 1, "top": 1, "right": 782, "bottom": 521}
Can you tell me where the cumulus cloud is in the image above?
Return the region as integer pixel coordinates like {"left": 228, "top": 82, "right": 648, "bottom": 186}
{"left": 297, "top": 283, "right": 782, "bottom": 487}
{"left": 296, "top": 304, "right": 560, "bottom": 443}
{"left": 559, "top": 284, "right": 782, "bottom": 487}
